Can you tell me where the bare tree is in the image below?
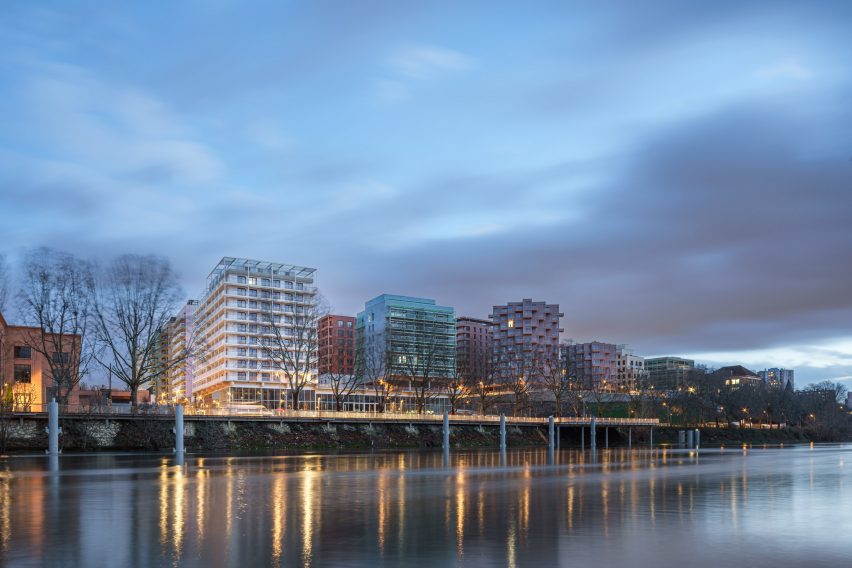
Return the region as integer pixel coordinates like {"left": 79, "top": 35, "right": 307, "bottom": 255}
{"left": 261, "top": 294, "right": 326, "bottom": 411}
{"left": 442, "top": 366, "right": 468, "bottom": 414}
{"left": 0, "top": 253, "right": 8, "bottom": 389}
{"left": 323, "top": 350, "right": 361, "bottom": 412}
{"left": 395, "top": 332, "right": 453, "bottom": 414}
{"left": 462, "top": 348, "right": 500, "bottom": 416}
{"left": 93, "top": 254, "right": 184, "bottom": 408}
{"left": 0, "top": 252, "right": 8, "bottom": 314}
{"left": 357, "top": 335, "right": 393, "bottom": 412}
{"left": 540, "top": 346, "right": 570, "bottom": 417}
{"left": 502, "top": 346, "right": 542, "bottom": 416}
{"left": 18, "top": 248, "right": 96, "bottom": 406}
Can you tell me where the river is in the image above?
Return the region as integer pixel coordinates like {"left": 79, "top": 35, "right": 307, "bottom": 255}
{"left": 1, "top": 445, "right": 850, "bottom": 567}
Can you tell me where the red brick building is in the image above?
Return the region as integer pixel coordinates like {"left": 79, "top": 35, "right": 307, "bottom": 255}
{"left": 318, "top": 315, "right": 355, "bottom": 376}
{"left": 0, "top": 310, "right": 82, "bottom": 408}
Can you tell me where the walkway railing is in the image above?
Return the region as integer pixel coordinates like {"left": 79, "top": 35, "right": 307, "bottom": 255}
{"left": 7, "top": 404, "right": 659, "bottom": 426}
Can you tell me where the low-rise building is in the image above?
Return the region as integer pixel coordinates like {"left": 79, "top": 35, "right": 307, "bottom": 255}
{"left": 711, "top": 365, "right": 763, "bottom": 389}
{"left": 0, "top": 310, "right": 81, "bottom": 407}
{"left": 646, "top": 356, "right": 705, "bottom": 391}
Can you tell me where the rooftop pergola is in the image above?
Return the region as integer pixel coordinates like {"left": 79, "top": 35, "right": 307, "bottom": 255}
{"left": 207, "top": 256, "right": 316, "bottom": 281}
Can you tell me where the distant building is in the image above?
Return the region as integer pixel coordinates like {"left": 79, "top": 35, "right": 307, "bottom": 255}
{"left": 165, "top": 300, "right": 199, "bottom": 402}
{"left": 563, "top": 340, "right": 619, "bottom": 389}
{"left": 490, "top": 299, "right": 563, "bottom": 380}
{"left": 0, "top": 310, "right": 82, "bottom": 407}
{"left": 759, "top": 368, "right": 794, "bottom": 389}
{"left": 711, "top": 365, "right": 763, "bottom": 389}
{"left": 645, "top": 356, "right": 705, "bottom": 391}
{"left": 318, "top": 315, "right": 355, "bottom": 376}
{"left": 356, "top": 294, "right": 456, "bottom": 381}
{"left": 617, "top": 345, "right": 648, "bottom": 389}
{"left": 846, "top": 392, "right": 852, "bottom": 410}
{"left": 456, "top": 316, "right": 493, "bottom": 380}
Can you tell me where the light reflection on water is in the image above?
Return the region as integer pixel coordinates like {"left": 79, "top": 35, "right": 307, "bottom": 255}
{"left": 1, "top": 446, "right": 851, "bottom": 567}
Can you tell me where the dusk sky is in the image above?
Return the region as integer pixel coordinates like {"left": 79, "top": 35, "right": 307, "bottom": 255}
{"left": 1, "top": 1, "right": 851, "bottom": 385}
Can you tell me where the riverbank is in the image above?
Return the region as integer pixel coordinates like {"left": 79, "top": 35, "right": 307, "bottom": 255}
{"left": 1, "top": 415, "right": 548, "bottom": 452}
{"left": 3, "top": 414, "right": 848, "bottom": 452}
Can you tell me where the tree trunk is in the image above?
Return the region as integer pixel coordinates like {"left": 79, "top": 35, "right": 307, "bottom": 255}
{"left": 130, "top": 384, "right": 139, "bottom": 411}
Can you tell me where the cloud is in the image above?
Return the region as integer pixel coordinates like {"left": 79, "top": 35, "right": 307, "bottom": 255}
{"left": 389, "top": 45, "right": 472, "bottom": 79}
{"left": 757, "top": 57, "right": 813, "bottom": 81}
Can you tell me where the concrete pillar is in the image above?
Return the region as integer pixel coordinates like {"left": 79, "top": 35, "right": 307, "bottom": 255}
{"left": 46, "top": 398, "right": 61, "bottom": 456}
{"left": 500, "top": 414, "right": 507, "bottom": 451}
{"left": 694, "top": 429, "right": 700, "bottom": 450}
{"left": 174, "top": 404, "right": 185, "bottom": 457}
{"left": 557, "top": 426, "right": 561, "bottom": 450}
{"left": 678, "top": 430, "right": 686, "bottom": 448}
{"left": 548, "top": 416, "right": 555, "bottom": 452}
{"left": 649, "top": 427, "right": 653, "bottom": 448}
{"left": 605, "top": 427, "right": 609, "bottom": 449}
{"left": 590, "top": 417, "right": 597, "bottom": 453}
{"left": 581, "top": 427, "right": 585, "bottom": 450}
{"left": 628, "top": 427, "right": 632, "bottom": 448}
{"left": 442, "top": 412, "right": 450, "bottom": 451}
{"left": 687, "top": 429, "right": 694, "bottom": 449}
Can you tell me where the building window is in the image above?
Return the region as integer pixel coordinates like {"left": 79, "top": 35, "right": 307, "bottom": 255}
{"left": 507, "top": 319, "right": 514, "bottom": 328}
{"left": 14, "top": 346, "right": 32, "bottom": 359}
{"left": 14, "top": 364, "right": 32, "bottom": 383}
{"left": 52, "top": 352, "right": 70, "bottom": 365}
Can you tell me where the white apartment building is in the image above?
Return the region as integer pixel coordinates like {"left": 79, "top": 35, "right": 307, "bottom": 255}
{"left": 617, "top": 345, "right": 648, "bottom": 390}
{"left": 190, "top": 257, "right": 318, "bottom": 408}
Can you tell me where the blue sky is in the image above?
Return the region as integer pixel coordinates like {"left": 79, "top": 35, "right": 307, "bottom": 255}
{"left": 1, "top": 1, "right": 851, "bottom": 386}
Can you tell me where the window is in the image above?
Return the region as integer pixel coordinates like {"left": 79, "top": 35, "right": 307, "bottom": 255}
{"left": 248, "top": 277, "right": 257, "bottom": 285}
{"left": 273, "top": 280, "right": 281, "bottom": 288}
{"left": 285, "top": 281, "right": 294, "bottom": 289}
{"left": 338, "top": 320, "right": 344, "bottom": 328}
{"left": 14, "top": 346, "right": 31, "bottom": 359}
{"left": 14, "top": 364, "right": 32, "bottom": 383}
{"left": 261, "top": 278, "right": 270, "bottom": 286}
{"left": 507, "top": 319, "right": 515, "bottom": 328}
{"left": 52, "top": 352, "right": 70, "bottom": 365}
{"left": 237, "top": 276, "right": 247, "bottom": 284}
{"left": 346, "top": 321, "right": 353, "bottom": 328}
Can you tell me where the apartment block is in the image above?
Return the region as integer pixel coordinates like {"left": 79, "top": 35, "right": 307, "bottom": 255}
{"left": 318, "top": 314, "right": 355, "bottom": 376}
{"left": 562, "top": 340, "right": 619, "bottom": 389}
{"left": 456, "top": 316, "right": 493, "bottom": 380}
{"left": 616, "top": 345, "right": 648, "bottom": 389}
{"left": 490, "top": 299, "right": 563, "bottom": 376}
{"left": 759, "top": 368, "right": 794, "bottom": 389}
{"left": 191, "top": 257, "right": 318, "bottom": 408}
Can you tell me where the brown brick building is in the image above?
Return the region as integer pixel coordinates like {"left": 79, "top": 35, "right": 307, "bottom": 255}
{"left": 456, "top": 316, "right": 493, "bottom": 380}
{"left": 0, "top": 310, "right": 81, "bottom": 408}
{"left": 318, "top": 314, "right": 355, "bottom": 376}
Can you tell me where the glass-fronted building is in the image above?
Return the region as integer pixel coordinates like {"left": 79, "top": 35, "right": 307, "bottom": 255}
{"left": 356, "top": 294, "right": 456, "bottom": 381}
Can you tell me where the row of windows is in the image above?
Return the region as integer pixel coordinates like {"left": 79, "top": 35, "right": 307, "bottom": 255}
{"left": 231, "top": 275, "right": 307, "bottom": 290}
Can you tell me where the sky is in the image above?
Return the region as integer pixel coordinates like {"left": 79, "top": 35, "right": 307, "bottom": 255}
{"left": 1, "top": 1, "right": 851, "bottom": 386}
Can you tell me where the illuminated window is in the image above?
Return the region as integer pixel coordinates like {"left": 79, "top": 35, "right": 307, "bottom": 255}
{"left": 507, "top": 319, "right": 515, "bottom": 328}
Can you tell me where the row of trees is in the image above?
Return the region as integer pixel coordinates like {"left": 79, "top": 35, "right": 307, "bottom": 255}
{"left": 1, "top": 248, "right": 192, "bottom": 407}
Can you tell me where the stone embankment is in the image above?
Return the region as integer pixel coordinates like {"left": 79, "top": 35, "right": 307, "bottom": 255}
{"left": 1, "top": 415, "right": 548, "bottom": 452}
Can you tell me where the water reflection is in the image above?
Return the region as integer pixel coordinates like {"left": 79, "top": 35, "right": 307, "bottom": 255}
{"left": 0, "top": 446, "right": 851, "bottom": 567}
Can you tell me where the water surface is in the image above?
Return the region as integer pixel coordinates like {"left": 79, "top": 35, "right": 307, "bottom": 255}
{"left": 1, "top": 445, "right": 850, "bottom": 567}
